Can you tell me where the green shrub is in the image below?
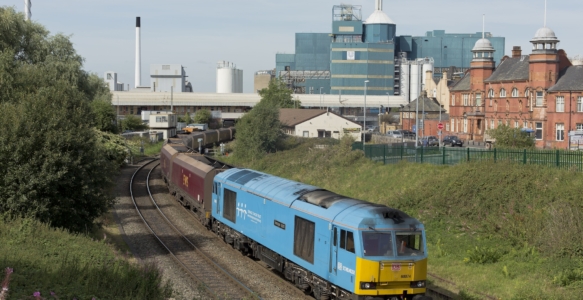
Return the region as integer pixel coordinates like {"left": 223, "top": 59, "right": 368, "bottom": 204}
{"left": 463, "top": 246, "right": 504, "bottom": 264}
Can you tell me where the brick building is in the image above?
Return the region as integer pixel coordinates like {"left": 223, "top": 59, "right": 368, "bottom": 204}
{"left": 448, "top": 24, "right": 581, "bottom": 149}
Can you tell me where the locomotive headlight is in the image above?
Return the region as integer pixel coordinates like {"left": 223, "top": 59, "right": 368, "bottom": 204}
{"left": 360, "top": 282, "right": 376, "bottom": 289}
{"left": 410, "top": 280, "right": 426, "bottom": 288}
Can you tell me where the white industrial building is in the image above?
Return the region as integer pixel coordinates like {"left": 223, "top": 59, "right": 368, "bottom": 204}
{"left": 279, "top": 109, "right": 362, "bottom": 142}
{"left": 216, "top": 61, "right": 243, "bottom": 93}
{"left": 399, "top": 57, "right": 434, "bottom": 103}
{"left": 150, "top": 64, "right": 192, "bottom": 93}
{"left": 104, "top": 71, "right": 125, "bottom": 91}
{"left": 148, "top": 111, "right": 177, "bottom": 139}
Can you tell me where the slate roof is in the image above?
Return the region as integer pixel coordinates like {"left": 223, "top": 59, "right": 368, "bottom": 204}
{"left": 449, "top": 74, "right": 470, "bottom": 91}
{"left": 279, "top": 109, "right": 325, "bottom": 127}
{"left": 401, "top": 96, "right": 447, "bottom": 113}
{"left": 485, "top": 56, "right": 530, "bottom": 82}
{"left": 548, "top": 66, "right": 583, "bottom": 92}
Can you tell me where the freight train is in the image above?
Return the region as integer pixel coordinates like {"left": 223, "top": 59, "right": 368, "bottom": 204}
{"left": 160, "top": 142, "right": 432, "bottom": 300}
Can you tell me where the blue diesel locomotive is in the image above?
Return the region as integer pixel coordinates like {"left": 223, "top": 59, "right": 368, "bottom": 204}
{"left": 210, "top": 168, "right": 431, "bottom": 300}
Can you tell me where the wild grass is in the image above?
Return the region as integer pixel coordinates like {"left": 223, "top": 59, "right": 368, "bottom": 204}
{"left": 0, "top": 218, "right": 173, "bottom": 300}
{"left": 223, "top": 136, "right": 583, "bottom": 299}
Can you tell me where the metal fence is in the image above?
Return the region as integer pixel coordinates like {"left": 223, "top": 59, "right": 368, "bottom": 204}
{"left": 352, "top": 143, "right": 583, "bottom": 171}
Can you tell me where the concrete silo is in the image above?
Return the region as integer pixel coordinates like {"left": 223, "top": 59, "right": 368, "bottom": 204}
{"left": 216, "top": 61, "right": 243, "bottom": 93}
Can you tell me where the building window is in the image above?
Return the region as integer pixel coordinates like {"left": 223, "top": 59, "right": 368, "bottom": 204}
{"left": 475, "top": 93, "right": 482, "bottom": 106}
{"left": 577, "top": 123, "right": 583, "bottom": 131}
{"left": 463, "top": 94, "right": 469, "bottom": 106}
{"left": 514, "top": 121, "right": 519, "bottom": 128}
{"left": 485, "top": 119, "right": 489, "bottom": 130}
{"left": 491, "top": 119, "right": 495, "bottom": 129}
{"left": 525, "top": 89, "right": 529, "bottom": 97}
{"left": 463, "top": 119, "right": 468, "bottom": 133}
{"left": 536, "top": 122, "right": 543, "bottom": 140}
{"left": 498, "top": 120, "right": 502, "bottom": 126}
{"left": 524, "top": 120, "right": 528, "bottom": 128}
{"left": 488, "top": 89, "right": 495, "bottom": 98}
{"left": 578, "top": 97, "right": 583, "bottom": 112}
{"left": 107, "top": 73, "right": 112, "bottom": 80}
{"left": 556, "top": 96, "right": 565, "bottom": 112}
{"left": 451, "top": 119, "right": 455, "bottom": 132}
{"left": 446, "top": 123, "right": 450, "bottom": 131}
{"left": 451, "top": 94, "right": 455, "bottom": 106}
{"left": 500, "top": 88, "right": 507, "bottom": 98}
{"left": 512, "top": 88, "right": 519, "bottom": 97}
{"left": 556, "top": 123, "right": 564, "bottom": 141}
{"left": 536, "top": 91, "right": 544, "bottom": 106}
{"left": 303, "top": 131, "right": 309, "bottom": 137}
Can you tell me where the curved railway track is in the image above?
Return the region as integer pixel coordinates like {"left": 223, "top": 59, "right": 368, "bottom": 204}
{"left": 130, "top": 159, "right": 258, "bottom": 300}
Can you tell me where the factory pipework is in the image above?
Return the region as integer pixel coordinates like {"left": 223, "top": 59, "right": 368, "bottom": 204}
{"left": 135, "top": 17, "right": 141, "bottom": 88}
{"left": 24, "top": 0, "right": 31, "bottom": 21}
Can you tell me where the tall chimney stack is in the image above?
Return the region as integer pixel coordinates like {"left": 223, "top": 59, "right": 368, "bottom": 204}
{"left": 135, "top": 17, "right": 141, "bottom": 88}
{"left": 24, "top": 0, "right": 31, "bottom": 21}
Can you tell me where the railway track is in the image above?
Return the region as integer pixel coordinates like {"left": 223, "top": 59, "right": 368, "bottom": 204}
{"left": 130, "top": 159, "right": 258, "bottom": 300}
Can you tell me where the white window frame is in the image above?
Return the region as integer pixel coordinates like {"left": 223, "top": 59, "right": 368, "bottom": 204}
{"left": 512, "top": 88, "right": 519, "bottom": 97}
{"left": 536, "top": 122, "right": 543, "bottom": 140}
{"left": 578, "top": 96, "right": 583, "bottom": 112}
{"left": 556, "top": 123, "right": 564, "bottom": 141}
{"left": 463, "top": 94, "right": 469, "bottom": 106}
{"left": 463, "top": 119, "right": 468, "bottom": 133}
{"left": 488, "top": 89, "right": 495, "bottom": 98}
{"left": 577, "top": 123, "right": 583, "bottom": 131}
{"left": 491, "top": 120, "right": 495, "bottom": 129}
{"left": 536, "top": 91, "right": 544, "bottom": 106}
{"left": 556, "top": 96, "right": 565, "bottom": 112}
{"left": 515, "top": 121, "right": 519, "bottom": 128}
{"left": 485, "top": 119, "right": 489, "bottom": 130}
{"left": 452, "top": 94, "right": 456, "bottom": 106}
{"left": 303, "top": 131, "right": 309, "bottom": 137}
{"left": 446, "top": 123, "right": 450, "bottom": 131}
{"left": 523, "top": 120, "right": 528, "bottom": 128}
{"left": 500, "top": 88, "right": 507, "bottom": 98}
{"left": 451, "top": 119, "right": 455, "bottom": 132}
{"left": 475, "top": 93, "right": 482, "bottom": 106}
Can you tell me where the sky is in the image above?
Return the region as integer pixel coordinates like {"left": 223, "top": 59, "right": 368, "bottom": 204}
{"left": 6, "top": 0, "right": 583, "bottom": 93}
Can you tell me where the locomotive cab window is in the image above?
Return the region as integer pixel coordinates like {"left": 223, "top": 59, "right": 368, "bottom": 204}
{"left": 223, "top": 189, "right": 237, "bottom": 223}
{"left": 396, "top": 232, "right": 424, "bottom": 257}
{"left": 293, "top": 216, "right": 315, "bottom": 264}
{"left": 363, "top": 232, "right": 393, "bottom": 256}
{"left": 340, "top": 229, "right": 355, "bottom": 253}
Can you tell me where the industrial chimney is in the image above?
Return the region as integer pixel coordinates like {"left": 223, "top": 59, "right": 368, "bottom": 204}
{"left": 135, "top": 17, "right": 141, "bottom": 88}
{"left": 24, "top": 0, "right": 31, "bottom": 21}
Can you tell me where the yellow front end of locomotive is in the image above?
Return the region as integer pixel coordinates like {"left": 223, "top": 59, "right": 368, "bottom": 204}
{"left": 354, "top": 257, "right": 428, "bottom": 297}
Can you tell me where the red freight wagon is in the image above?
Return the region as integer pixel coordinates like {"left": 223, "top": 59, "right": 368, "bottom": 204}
{"left": 170, "top": 152, "right": 215, "bottom": 223}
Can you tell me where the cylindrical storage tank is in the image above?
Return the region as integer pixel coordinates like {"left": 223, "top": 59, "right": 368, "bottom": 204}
{"left": 422, "top": 59, "right": 434, "bottom": 87}
{"left": 217, "top": 64, "right": 234, "bottom": 93}
{"left": 400, "top": 62, "right": 410, "bottom": 102}
{"left": 410, "top": 62, "right": 420, "bottom": 102}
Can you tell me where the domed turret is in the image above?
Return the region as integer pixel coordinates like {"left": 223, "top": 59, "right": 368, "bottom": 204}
{"left": 363, "top": 0, "right": 396, "bottom": 43}
{"left": 472, "top": 16, "right": 495, "bottom": 61}
{"left": 530, "top": 27, "right": 559, "bottom": 52}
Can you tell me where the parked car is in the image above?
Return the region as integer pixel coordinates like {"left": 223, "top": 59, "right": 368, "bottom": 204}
{"left": 386, "top": 130, "right": 403, "bottom": 138}
{"left": 399, "top": 130, "right": 416, "bottom": 139}
{"left": 421, "top": 136, "right": 439, "bottom": 146}
{"left": 366, "top": 125, "right": 379, "bottom": 132}
{"left": 443, "top": 135, "right": 464, "bottom": 147}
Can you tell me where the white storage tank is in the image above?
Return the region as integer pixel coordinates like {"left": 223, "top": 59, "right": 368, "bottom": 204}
{"left": 410, "top": 61, "right": 421, "bottom": 102}
{"left": 216, "top": 61, "right": 243, "bottom": 93}
{"left": 421, "top": 58, "right": 434, "bottom": 87}
{"left": 400, "top": 62, "right": 410, "bottom": 102}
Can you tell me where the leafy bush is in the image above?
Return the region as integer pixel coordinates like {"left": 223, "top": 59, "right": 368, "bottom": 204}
{"left": 463, "top": 246, "right": 505, "bottom": 264}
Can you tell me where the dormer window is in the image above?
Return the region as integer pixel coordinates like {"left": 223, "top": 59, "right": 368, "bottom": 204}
{"left": 488, "top": 89, "right": 495, "bottom": 98}
{"left": 500, "top": 88, "right": 506, "bottom": 98}
{"left": 512, "top": 88, "right": 519, "bottom": 97}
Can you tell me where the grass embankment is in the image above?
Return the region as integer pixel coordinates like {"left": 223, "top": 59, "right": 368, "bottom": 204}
{"left": 0, "top": 218, "right": 173, "bottom": 300}
{"left": 223, "top": 137, "right": 583, "bottom": 299}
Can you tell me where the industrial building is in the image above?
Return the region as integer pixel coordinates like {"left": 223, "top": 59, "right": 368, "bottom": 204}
{"left": 275, "top": 1, "right": 505, "bottom": 99}
{"left": 254, "top": 70, "right": 275, "bottom": 93}
{"left": 150, "top": 64, "right": 192, "bottom": 93}
{"left": 216, "top": 61, "right": 243, "bottom": 93}
{"left": 104, "top": 71, "right": 125, "bottom": 91}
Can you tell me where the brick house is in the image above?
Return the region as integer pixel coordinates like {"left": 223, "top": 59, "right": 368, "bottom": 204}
{"left": 448, "top": 24, "right": 579, "bottom": 149}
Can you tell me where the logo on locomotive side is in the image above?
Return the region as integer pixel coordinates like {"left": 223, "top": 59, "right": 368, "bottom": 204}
{"left": 337, "top": 262, "right": 355, "bottom": 275}
{"left": 236, "top": 203, "right": 247, "bottom": 220}
{"left": 182, "top": 174, "right": 188, "bottom": 187}
{"left": 391, "top": 264, "right": 401, "bottom": 271}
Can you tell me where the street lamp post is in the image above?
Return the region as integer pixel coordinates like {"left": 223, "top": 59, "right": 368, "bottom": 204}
{"left": 363, "top": 80, "right": 369, "bottom": 152}
{"left": 319, "top": 87, "right": 323, "bottom": 109}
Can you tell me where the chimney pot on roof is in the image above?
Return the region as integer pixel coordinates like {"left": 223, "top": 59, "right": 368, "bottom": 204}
{"left": 512, "top": 46, "right": 522, "bottom": 58}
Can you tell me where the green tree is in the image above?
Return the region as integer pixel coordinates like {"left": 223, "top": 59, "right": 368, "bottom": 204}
{"left": 194, "top": 109, "right": 212, "bottom": 124}
{"left": 0, "top": 7, "right": 119, "bottom": 232}
{"left": 91, "top": 98, "right": 118, "bottom": 133}
{"left": 122, "top": 115, "right": 148, "bottom": 131}
{"left": 258, "top": 78, "right": 300, "bottom": 108}
{"left": 181, "top": 112, "right": 192, "bottom": 124}
{"left": 486, "top": 125, "right": 535, "bottom": 149}
{"left": 234, "top": 78, "right": 299, "bottom": 160}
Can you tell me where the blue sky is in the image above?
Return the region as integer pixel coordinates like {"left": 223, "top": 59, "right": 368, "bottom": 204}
{"left": 5, "top": 0, "right": 582, "bottom": 93}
